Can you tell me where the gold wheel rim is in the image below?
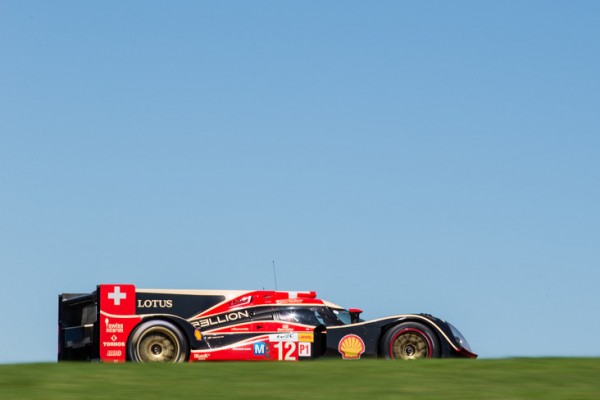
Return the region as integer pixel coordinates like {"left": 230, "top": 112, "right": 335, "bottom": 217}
{"left": 137, "top": 329, "right": 180, "bottom": 363}
{"left": 392, "top": 332, "right": 430, "bottom": 360}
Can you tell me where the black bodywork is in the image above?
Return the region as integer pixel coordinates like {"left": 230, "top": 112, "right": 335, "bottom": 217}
{"left": 59, "top": 286, "right": 476, "bottom": 361}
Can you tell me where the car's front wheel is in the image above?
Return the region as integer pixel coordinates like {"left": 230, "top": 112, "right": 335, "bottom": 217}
{"left": 127, "top": 320, "right": 188, "bottom": 363}
{"left": 381, "top": 322, "right": 440, "bottom": 360}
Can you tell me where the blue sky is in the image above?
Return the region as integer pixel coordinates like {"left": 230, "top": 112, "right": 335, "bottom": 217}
{"left": 1, "top": 1, "right": 599, "bottom": 363}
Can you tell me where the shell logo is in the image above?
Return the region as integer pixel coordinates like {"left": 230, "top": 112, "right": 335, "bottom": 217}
{"left": 338, "top": 334, "right": 365, "bottom": 359}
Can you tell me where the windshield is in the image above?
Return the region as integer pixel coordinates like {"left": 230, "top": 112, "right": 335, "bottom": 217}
{"left": 277, "top": 307, "right": 348, "bottom": 326}
{"left": 331, "top": 308, "right": 352, "bottom": 325}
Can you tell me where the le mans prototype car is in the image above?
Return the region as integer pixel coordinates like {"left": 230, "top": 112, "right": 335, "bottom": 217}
{"left": 58, "top": 284, "right": 476, "bottom": 362}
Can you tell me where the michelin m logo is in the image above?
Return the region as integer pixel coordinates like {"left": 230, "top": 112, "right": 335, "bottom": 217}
{"left": 254, "top": 342, "right": 267, "bottom": 356}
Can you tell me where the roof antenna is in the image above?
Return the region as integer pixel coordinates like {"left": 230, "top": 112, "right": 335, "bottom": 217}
{"left": 272, "top": 260, "right": 278, "bottom": 291}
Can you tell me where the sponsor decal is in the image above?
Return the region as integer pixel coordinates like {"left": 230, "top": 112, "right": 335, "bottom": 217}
{"left": 277, "top": 324, "right": 294, "bottom": 332}
{"left": 253, "top": 342, "right": 269, "bottom": 356}
{"left": 100, "top": 284, "right": 135, "bottom": 315}
{"left": 137, "top": 299, "right": 173, "bottom": 308}
{"left": 104, "top": 318, "right": 124, "bottom": 333}
{"left": 269, "top": 333, "right": 298, "bottom": 342}
{"left": 103, "top": 341, "right": 126, "bottom": 347}
{"left": 338, "top": 334, "right": 365, "bottom": 360}
{"left": 298, "top": 342, "right": 311, "bottom": 357}
{"left": 102, "top": 321, "right": 126, "bottom": 352}
{"left": 192, "top": 310, "right": 251, "bottom": 328}
{"left": 276, "top": 298, "right": 304, "bottom": 304}
{"left": 229, "top": 295, "right": 252, "bottom": 307}
{"left": 108, "top": 286, "right": 127, "bottom": 306}
{"left": 192, "top": 353, "right": 211, "bottom": 361}
{"left": 298, "top": 332, "right": 314, "bottom": 343}
{"left": 99, "top": 310, "right": 140, "bottom": 362}
{"left": 194, "top": 329, "right": 202, "bottom": 341}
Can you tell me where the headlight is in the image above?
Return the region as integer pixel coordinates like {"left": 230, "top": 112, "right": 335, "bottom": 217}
{"left": 448, "top": 322, "right": 472, "bottom": 352}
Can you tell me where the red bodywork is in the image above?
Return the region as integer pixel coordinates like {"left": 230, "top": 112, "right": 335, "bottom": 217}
{"left": 96, "top": 284, "right": 323, "bottom": 362}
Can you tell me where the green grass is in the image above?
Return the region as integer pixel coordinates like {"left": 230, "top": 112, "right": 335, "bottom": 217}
{"left": 1, "top": 359, "right": 599, "bottom": 400}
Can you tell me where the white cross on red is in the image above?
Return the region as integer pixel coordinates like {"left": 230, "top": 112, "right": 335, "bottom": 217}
{"left": 108, "top": 286, "right": 127, "bottom": 306}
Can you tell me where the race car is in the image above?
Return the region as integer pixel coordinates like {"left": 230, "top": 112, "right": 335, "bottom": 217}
{"left": 58, "top": 284, "right": 476, "bottom": 362}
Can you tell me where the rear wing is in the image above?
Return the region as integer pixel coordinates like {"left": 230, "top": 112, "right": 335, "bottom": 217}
{"left": 58, "top": 284, "right": 139, "bottom": 362}
{"left": 58, "top": 291, "right": 99, "bottom": 361}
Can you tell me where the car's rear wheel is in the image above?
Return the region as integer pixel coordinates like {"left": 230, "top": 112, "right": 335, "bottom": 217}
{"left": 128, "top": 320, "right": 188, "bottom": 363}
{"left": 382, "top": 322, "right": 440, "bottom": 360}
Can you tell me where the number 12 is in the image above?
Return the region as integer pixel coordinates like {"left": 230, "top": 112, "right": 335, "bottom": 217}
{"left": 273, "top": 341, "right": 297, "bottom": 361}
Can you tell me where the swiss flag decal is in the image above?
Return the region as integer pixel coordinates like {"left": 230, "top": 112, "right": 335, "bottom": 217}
{"left": 99, "top": 284, "right": 136, "bottom": 315}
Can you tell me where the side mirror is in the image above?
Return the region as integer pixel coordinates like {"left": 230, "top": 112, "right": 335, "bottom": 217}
{"left": 349, "top": 308, "right": 363, "bottom": 324}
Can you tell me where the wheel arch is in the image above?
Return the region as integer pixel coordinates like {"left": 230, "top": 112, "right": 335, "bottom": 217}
{"left": 377, "top": 316, "right": 449, "bottom": 358}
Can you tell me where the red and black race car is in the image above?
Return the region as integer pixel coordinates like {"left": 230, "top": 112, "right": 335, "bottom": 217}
{"left": 58, "top": 284, "right": 476, "bottom": 362}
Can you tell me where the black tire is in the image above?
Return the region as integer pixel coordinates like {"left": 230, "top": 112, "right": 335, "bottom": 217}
{"left": 381, "top": 322, "right": 440, "bottom": 360}
{"left": 127, "top": 320, "right": 189, "bottom": 363}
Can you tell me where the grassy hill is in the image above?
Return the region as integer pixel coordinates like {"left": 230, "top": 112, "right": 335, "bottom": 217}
{"left": 1, "top": 358, "right": 599, "bottom": 399}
